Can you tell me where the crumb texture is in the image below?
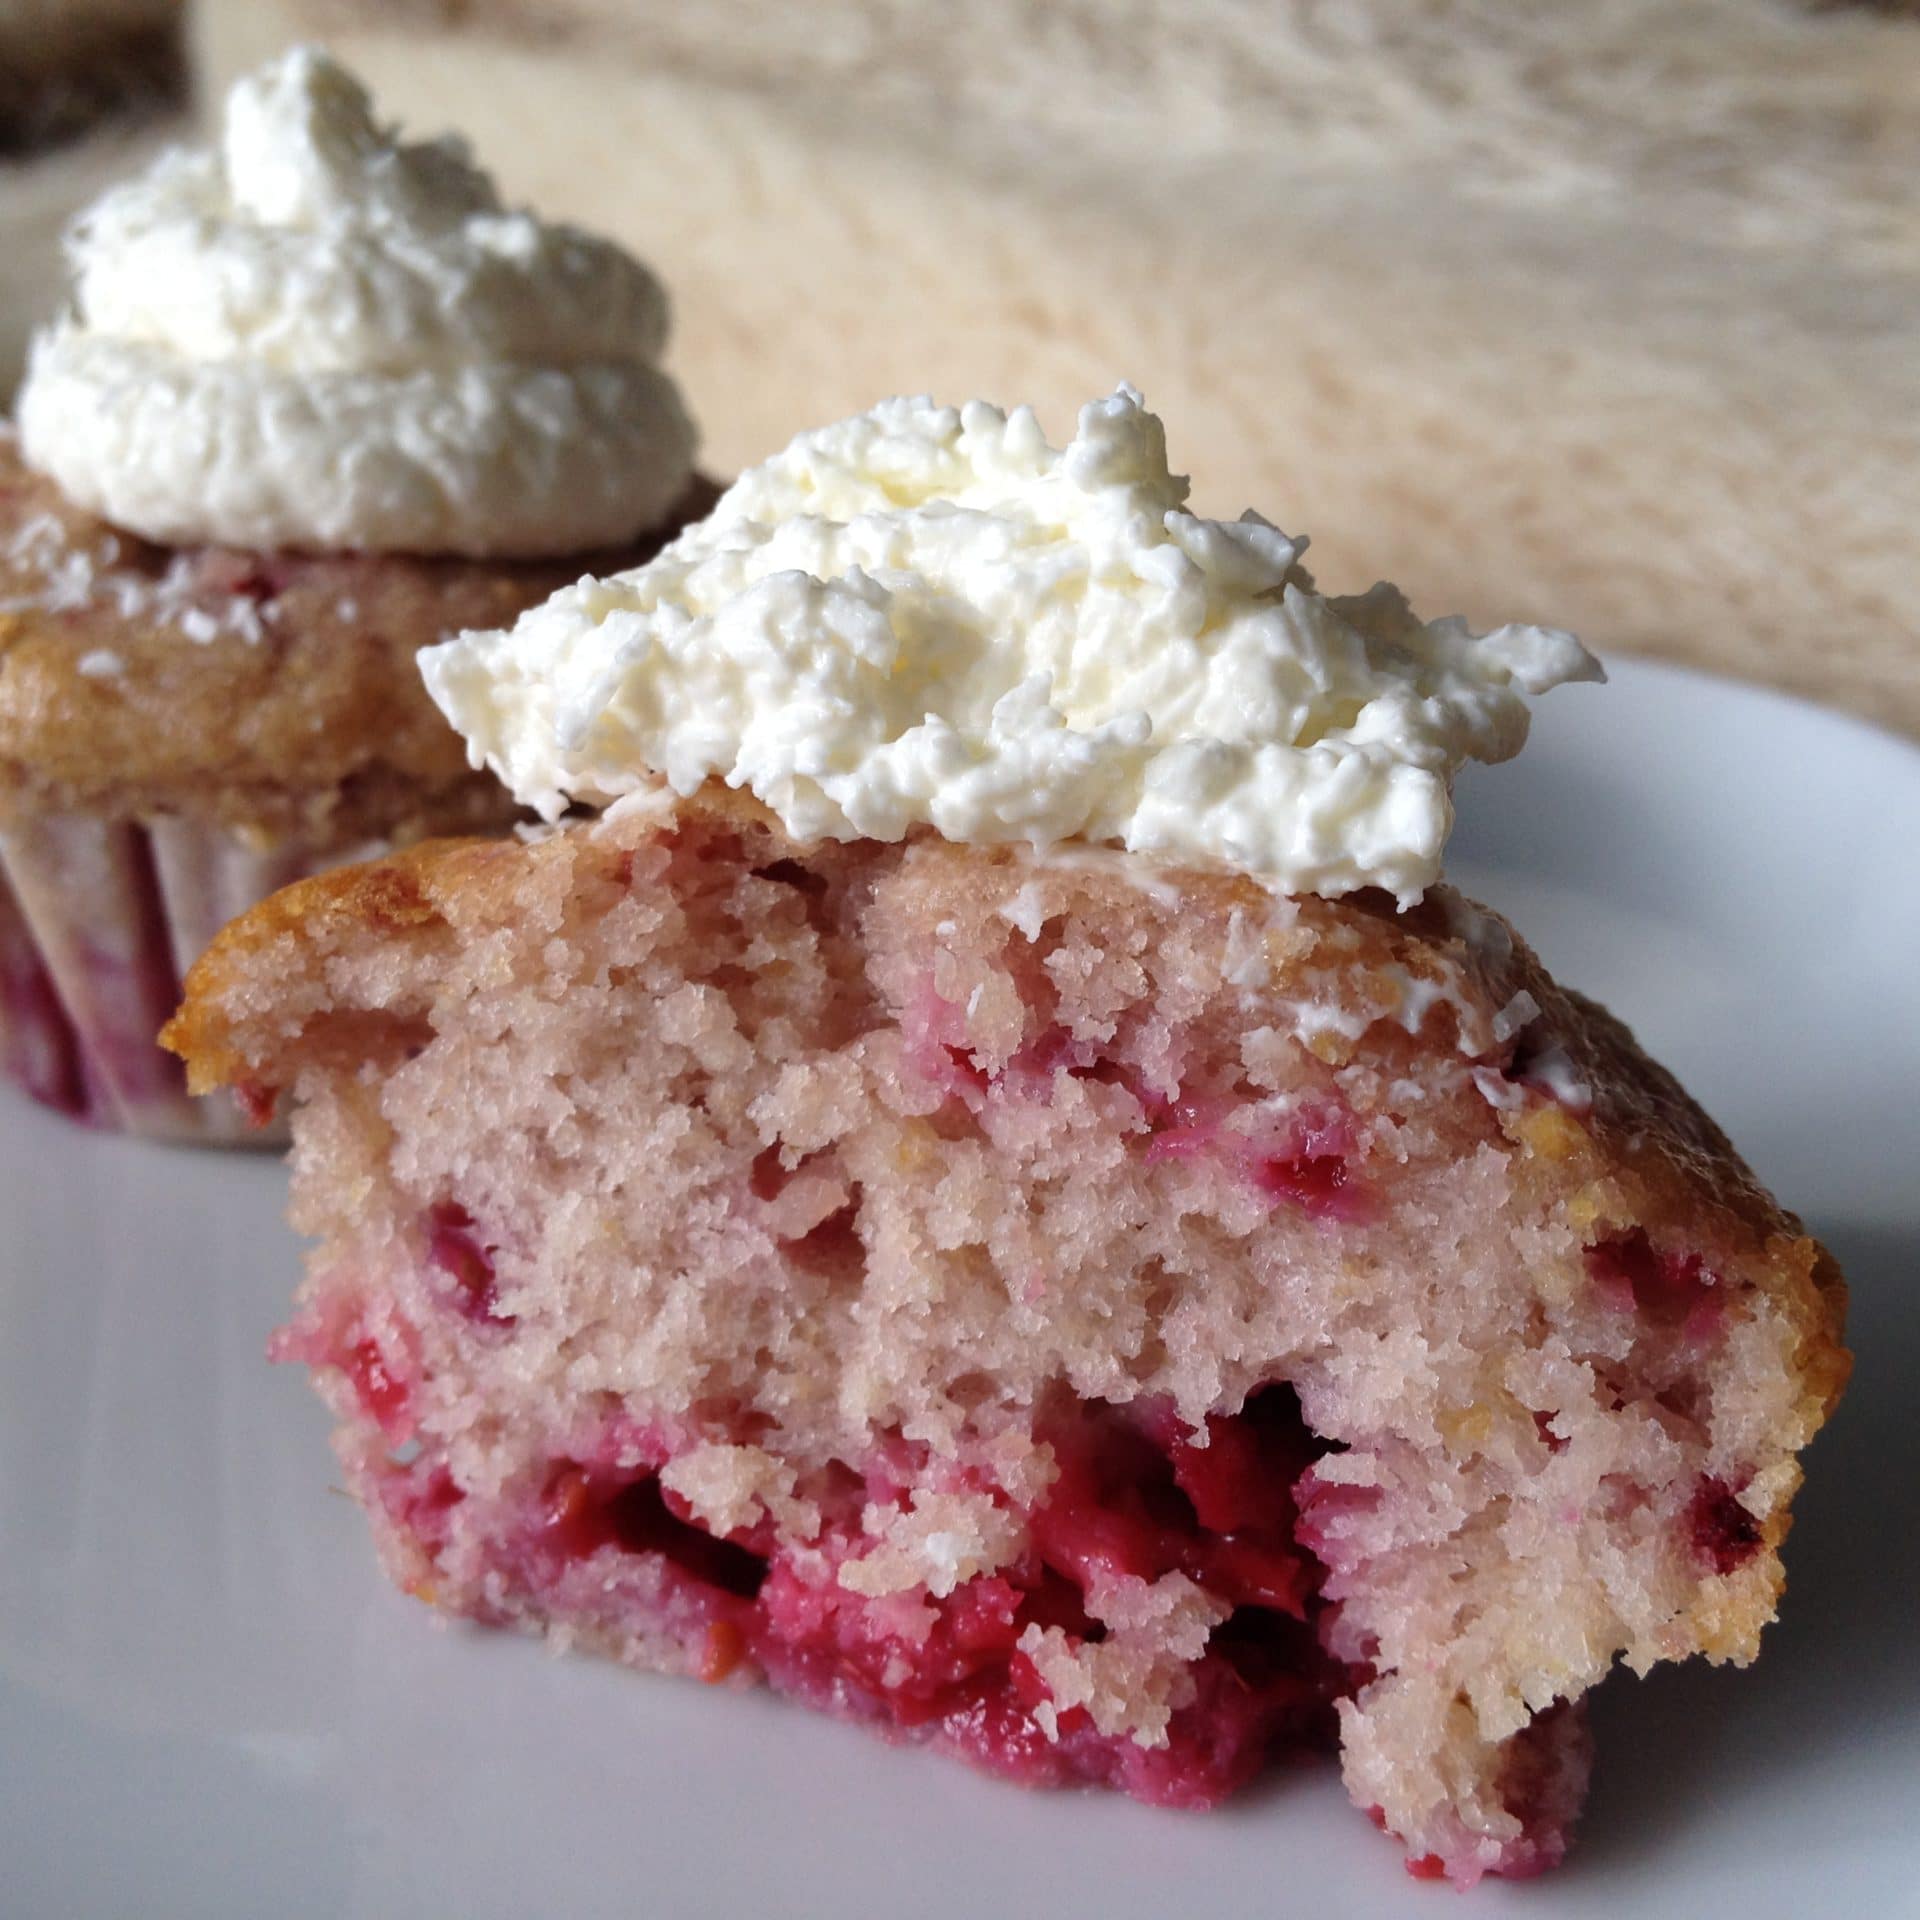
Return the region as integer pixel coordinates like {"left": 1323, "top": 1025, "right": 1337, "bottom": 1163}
{"left": 172, "top": 790, "right": 1848, "bottom": 1883}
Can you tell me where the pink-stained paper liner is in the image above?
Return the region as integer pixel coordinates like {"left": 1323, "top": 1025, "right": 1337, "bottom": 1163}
{"left": 0, "top": 811, "right": 381, "bottom": 1147}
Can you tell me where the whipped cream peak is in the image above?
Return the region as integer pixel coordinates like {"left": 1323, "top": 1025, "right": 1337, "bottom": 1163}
{"left": 220, "top": 48, "right": 493, "bottom": 232}
{"left": 422, "top": 388, "right": 1601, "bottom": 901}
{"left": 18, "top": 47, "right": 695, "bottom": 557}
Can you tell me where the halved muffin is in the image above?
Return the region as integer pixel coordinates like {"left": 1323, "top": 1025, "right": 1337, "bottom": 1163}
{"left": 166, "top": 789, "right": 1846, "bottom": 1880}
{"left": 169, "top": 385, "right": 1848, "bottom": 1877}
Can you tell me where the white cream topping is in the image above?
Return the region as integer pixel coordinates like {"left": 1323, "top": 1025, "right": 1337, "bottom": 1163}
{"left": 422, "top": 387, "right": 1599, "bottom": 899}
{"left": 17, "top": 47, "right": 696, "bottom": 558}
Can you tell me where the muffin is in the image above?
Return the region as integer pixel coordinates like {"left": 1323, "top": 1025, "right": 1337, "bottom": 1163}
{"left": 166, "top": 391, "right": 1847, "bottom": 1881}
{"left": 0, "top": 46, "right": 705, "bottom": 1140}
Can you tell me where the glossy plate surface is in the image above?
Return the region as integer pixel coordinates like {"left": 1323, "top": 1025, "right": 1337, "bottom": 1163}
{"left": 4, "top": 659, "right": 1916, "bottom": 1918}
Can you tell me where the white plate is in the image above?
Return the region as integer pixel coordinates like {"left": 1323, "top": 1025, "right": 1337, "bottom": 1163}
{"left": 3, "top": 659, "right": 1916, "bottom": 1920}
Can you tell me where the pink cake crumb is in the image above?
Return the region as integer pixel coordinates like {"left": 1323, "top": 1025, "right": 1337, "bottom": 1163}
{"left": 170, "top": 788, "right": 1849, "bottom": 1885}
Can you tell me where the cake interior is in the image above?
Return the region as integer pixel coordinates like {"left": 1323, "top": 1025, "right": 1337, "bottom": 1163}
{"left": 296, "top": 1304, "right": 1356, "bottom": 1810}
{"left": 185, "top": 798, "right": 1841, "bottom": 1883}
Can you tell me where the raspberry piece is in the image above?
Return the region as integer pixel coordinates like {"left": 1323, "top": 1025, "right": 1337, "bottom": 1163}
{"left": 1688, "top": 1476, "right": 1763, "bottom": 1575}
{"left": 428, "top": 1202, "right": 512, "bottom": 1325}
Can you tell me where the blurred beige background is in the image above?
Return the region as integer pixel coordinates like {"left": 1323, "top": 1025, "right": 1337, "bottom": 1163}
{"left": 7, "top": 1, "right": 1917, "bottom": 735}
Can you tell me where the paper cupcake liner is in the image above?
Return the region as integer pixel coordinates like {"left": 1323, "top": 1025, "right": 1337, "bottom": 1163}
{"left": 0, "top": 848, "right": 97, "bottom": 1119}
{"left": 0, "top": 811, "right": 379, "bottom": 1147}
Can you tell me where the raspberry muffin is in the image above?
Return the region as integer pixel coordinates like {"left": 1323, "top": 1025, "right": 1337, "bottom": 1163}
{"left": 1, "top": 47, "right": 705, "bottom": 1140}
{"left": 167, "top": 392, "right": 1847, "bottom": 1881}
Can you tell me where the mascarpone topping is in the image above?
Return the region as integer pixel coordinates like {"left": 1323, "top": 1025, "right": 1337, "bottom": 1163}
{"left": 17, "top": 47, "right": 696, "bottom": 557}
{"left": 422, "top": 387, "right": 1600, "bottom": 899}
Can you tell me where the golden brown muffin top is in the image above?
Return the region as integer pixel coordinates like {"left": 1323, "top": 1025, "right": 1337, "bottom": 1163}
{"left": 0, "top": 429, "right": 715, "bottom": 842}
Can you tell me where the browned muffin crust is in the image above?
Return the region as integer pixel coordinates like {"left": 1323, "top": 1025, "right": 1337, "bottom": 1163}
{"left": 0, "top": 430, "right": 718, "bottom": 842}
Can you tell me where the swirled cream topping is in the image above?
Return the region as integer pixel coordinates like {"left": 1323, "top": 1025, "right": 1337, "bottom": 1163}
{"left": 16, "top": 47, "right": 696, "bottom": 557}
{"left": 422, "top": 388, "right": 1601, "bottom": 900}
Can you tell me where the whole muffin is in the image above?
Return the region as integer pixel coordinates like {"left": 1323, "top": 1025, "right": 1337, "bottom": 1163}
{"left": 0, "top": 47, "right": 706, "bottom": 1141}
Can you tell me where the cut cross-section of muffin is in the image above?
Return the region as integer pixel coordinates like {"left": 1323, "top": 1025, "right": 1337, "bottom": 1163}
{"left": 165, "top": 788, "right": 1848, "bottom": 1883}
